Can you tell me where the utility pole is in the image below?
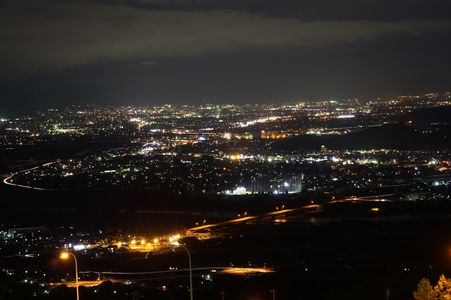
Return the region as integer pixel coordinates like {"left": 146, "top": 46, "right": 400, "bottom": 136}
{"left": 131, "top": 290, "right": 139, "bottom": 300}
{"left": 178, "top": 244, "right": 193, "bottom": 300}
{"left": 269, "top": 289, "right": 277, "bottom": 300}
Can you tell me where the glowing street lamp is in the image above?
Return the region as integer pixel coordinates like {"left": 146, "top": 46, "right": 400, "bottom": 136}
{"left": 60, "top": 251, "right": 79, "bottom": 300}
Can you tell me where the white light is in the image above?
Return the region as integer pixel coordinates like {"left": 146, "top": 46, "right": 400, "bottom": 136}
{"left": 73, "top": 244, "right": 86, "bottom": 251}
{"left": 231, "top": 186, "right": 247, "bottom": 195}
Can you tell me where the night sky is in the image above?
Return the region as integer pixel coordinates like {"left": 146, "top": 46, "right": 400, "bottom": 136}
{"left": 1, "top": 0, "right": 451, "bottom": 116}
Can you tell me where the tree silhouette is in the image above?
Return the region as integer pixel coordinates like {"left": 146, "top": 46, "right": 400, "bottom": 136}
{"left": 414, "top": 275, "right": 451, "bottom": 300}
{"left": 432, "top": 275, "right": 451, "bottom": 300}
{"left": 414, "top": 278, "right": 433, "bottom": 300}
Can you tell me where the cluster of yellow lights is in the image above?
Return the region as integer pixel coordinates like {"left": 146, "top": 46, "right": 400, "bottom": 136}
{"left": 168, "top": 234, "right": 181, "bottom": 243}
{"left": 222, "top": 267, "right": 274, "bottom": 275}
{"left": 229, "top": 154, "right": 242, "bottom": 160}
{"left": 117, "top": 234, "right": 182, "bottom": 251}
{"left": 115, "top": 237, "right": 162, "bottom": 251}
{"left": 261, "top": 130, "right": 288, "bottom": 139}
{"left": 50, "top": 280, "right": 105, "bottom": 288}
{"left": 130, "top": 239, "right": 151, "bottom": 249}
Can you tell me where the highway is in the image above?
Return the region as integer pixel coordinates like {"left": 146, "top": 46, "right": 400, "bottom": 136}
{"left": 185, "top": 194, "right": 395, "bottom": 235}
{"left": 3, "top": 161, "right": 56, "bottom": 190}
{"left": 49, "top": 280, "right": 121, "bottom": 288}
{"left": 188, "top": 209, "right": 296, "bottom": 232}
{"left": 187, "top": 205, "right": 320, "bottom": 234}
{"left": 79, "top": 266, "right": 273, "bottom": 278}
{"left": 107, "top": 194, "right": 396, "bottom": 253}
{"left": 329, "top": 193, "right": 395, "bottom": 203}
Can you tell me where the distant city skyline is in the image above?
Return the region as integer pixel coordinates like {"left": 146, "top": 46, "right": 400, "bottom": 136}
{"left": 1, "top": 0, "right": 451, "bottom": 116}
{"left": 1, "top": 90, "right": 449, "bottom": 119}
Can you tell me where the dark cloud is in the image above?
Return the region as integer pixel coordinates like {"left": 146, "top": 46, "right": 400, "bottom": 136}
{"left": 0, "top": 0, "right": 450, "bottom": 115}
{"left": 1, "top": 0, "right": 450, "bottom": 76}
{"left": 83, "top": 0, "right": 451, "bottom": 21}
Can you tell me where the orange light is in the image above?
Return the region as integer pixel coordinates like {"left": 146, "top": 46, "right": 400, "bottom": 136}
{"left": 60, "top": 252, "right": 70, "bottom": 260}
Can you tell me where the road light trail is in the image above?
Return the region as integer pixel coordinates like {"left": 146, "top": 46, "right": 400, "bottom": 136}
{"left": 3, "top": 161, "right": 56, "bottom": 190}
{"left": 79, "top": 266, "right": 273, "bottom": 276}
{"left": 49, "top": 280, "right": 120, "bottom": 288}
{"left": 188, "top": 207, "right": 317, "bottom": 233}
{"left": 329, "top": 194, "right": 395, "bottom": 203}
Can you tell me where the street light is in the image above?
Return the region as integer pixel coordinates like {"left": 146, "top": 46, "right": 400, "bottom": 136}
{"left": 172, "top": 242, "right": 193, "bottom": 300}
{"left": 60, "top": 251, "right": 79, "bottom": 300}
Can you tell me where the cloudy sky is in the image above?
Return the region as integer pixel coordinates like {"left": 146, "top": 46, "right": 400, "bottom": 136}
{"left": 1, "top": 0, "right": 451, "bottom": 115}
